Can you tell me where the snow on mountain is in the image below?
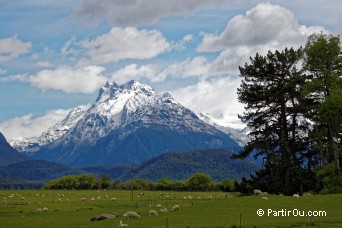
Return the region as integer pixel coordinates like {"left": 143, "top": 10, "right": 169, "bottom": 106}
{"left": 31, "top": 80, "right": 241, "bottom": 167}
{"left": 197, "top": 113, "right": 249, "bottom": 147}
{"left": 10, "top": 106, "right": 86, "bottom": 153}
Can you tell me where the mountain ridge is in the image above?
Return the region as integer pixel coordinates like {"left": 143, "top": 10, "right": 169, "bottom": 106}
{"left": 29, "top": 80, "right": 240, "bottom": 167}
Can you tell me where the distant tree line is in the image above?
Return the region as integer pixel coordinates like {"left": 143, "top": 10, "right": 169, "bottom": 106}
{"left": 42, "top": 173, "right": 242, "bottom": 192}
{"left": 234, "top": 33, "right": 342, "bottom": 195}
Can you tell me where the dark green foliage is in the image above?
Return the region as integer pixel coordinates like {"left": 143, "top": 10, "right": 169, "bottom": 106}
{"left": 303, "top": 33, "right": 342, "bottom": 173}
{"left": 122, "top": 149, "right": 257, "bottom": 182}
{"left": 315, "top": 163, "right": 342, "bottom": 194}
{"left": 187, "top": 173, "right": 213, "bottom": 191}
{"left": 235, "top": 47, "right": 309, "bottom": 194}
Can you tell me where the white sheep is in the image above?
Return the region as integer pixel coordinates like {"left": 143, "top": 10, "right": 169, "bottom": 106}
{"left": 90, "top": 197, "right": 95, "bottom": 201}
{"left": 123, "top": 211, "right": 140, "bottom": 219}
{"left": 188, "top": 196, "right": 192, "bottom": 200}
{"left": 262, "top": 192, "right": 268, "bottom": 196}
{"left": 37, "top": 208, "right": 42, "bottom": 212}
{"left": 66, "top": 199, "right": 70, "bottom": 202}
{"left": 155, "top": 204, "right": 162, "bottom": 208}
{"left": 111, "top": 197, "right": 116, "bottom": 201}
{"left": 149, "top": 210, "right": 158, "bottom": 216}
{"left": 160, "top": 208, "right": 168, "bottom": 213}
{"left": 42, "top": 207, "right": 48, "bottom": 212}
{"left": 81, "top": 198, "right": 86, "bottom": 201}
{"left": 57, "top": 199, "right": 62, "bottom": 202}
{"left": 253, "top": 189, "right": 262, "bottom": 195}
{"left": 172, "top": 205, "right": 180, "bottom": 212}
{"left": 293, "top": 193, "right": 300, "bottom": 198}
{"left": 261, "top": 196, "right": 269, "bottom": 200}
{"left": 3, "top": 200, "right": 6, "bottom": 205}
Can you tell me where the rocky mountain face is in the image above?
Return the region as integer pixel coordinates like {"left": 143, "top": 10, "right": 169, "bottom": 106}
{"left": 10, "top": 107, "right": 85, "bottom": 154}
{"left": 197, "top": 113, "right": 249, "bottom": 147}
{"left": 0, "top": 132, "right": 31, "bottom": 166}
{"left": 31, "top": 80, "right": 241, "bottom": 167}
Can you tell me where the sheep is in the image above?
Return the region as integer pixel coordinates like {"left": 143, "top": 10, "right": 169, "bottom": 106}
{"left": 118, "top": 220, "right": 128, "bottom": 227}
{"left": 97, "top": 196, "right": 101, "bottom": 200}
{"left": 149, "top": 210, "right": 158, "bottom": 216}
{"left": 37, "top": 208, "right": 42, "bottom": 212}
{"left": 172, "top": 205, "right": 180, "bottom": 212}
{"left": 2, "top": 200, "right": 6, "bottom": 205}
{"left": 155, "top": 204, "right": 162, "bottom": 208}
{"left": 105, "top": 195, "right": 109, "bottom": 198}
{"left": 42, "top": 207, "right": 48, "bottom": 212}
{"left": 261, "top": 196, "right": 269, "bottom": 200}
{"left": 188, "top": 196, "right": 192, "bottom": 200}
{"left": 66, "top": 199, "right": 70, "bottom": 202}
{"left": 35, "top": 194, "right": 39, "bottom": 197}
{"left": 123, "top": 211, "right": 140, "bottom": 219}
{"left": 57, "top": 199, "right": 62, "bottom": 202}
{"left": 111, "top": 198, "right": 116, "bottom": 201}
{"left": 90, "top": 197, "right": 95, "bottom": 201}
{"left": 253, "top": 189, "right": 262, "bottom": 195}
{"left": 81, "top": 198, "right": 86, "bottom": 202}
{"left": 262, "top": 192, "right": 268, "bottom": 196}
{"left": 293, "top": 193, "right": 300, "bottom": 198}
{"left": 160, "top": 208, "right": 168, "bottom": 213}
{"left": 165, "top": 195, "right": 170, "bottom": 200}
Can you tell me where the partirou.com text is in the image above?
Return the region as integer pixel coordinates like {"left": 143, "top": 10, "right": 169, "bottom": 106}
{"left": 257, "top": 208, "right": 327, "bottom": 217}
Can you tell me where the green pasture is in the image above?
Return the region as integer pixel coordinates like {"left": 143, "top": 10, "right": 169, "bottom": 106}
{"left": 0, "top": 190, "right": 341, "bottom": 227}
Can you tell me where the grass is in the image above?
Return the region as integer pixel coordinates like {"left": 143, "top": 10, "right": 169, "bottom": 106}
{"left": 0, "top": 190, "right": 341, "bottom": 227}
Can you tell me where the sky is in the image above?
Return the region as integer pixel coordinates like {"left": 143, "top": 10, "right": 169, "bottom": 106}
{"left": 0, "top": 0, "right": 341, "bottom": 140}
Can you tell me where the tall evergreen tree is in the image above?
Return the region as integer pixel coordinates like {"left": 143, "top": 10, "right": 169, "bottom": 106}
{"left": 303, "top": 33, "right": 342, "bottom": 174}
{"left": 234, "top": 47, "right": 309, "bottom": 194}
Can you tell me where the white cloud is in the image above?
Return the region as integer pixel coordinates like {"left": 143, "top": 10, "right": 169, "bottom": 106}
{"left": 197, "top": 3, "right": 327, "bottom": 74}
{"left": 79, "top": 27, "right": 170, "bottom": 65}
{"left": 75, "top": 0, "right": 228, "bottom": 26}
{"left": 172, "top": 77, "right": 245, "bottom": 129}
{"left": 198, "top": 3, "right": 326, "bottom": 52}
{"left": 0, "top": 36, "right": 32, "bottom": 62}
{"left": 0, "top": 109, "right": 70, "bottom": 139}
{"left": 8, "top": 65, "right": 108, "bottom": 94}
{"left": 158, "top": 56, "right": 210, "bottom": 80}
{"left": 111, "top": 64, "right": 158, "bottom": 84}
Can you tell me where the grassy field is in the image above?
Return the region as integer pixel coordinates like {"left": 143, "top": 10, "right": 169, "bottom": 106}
{"left": 0, "top": 190, "right": 341, "bottom": 227}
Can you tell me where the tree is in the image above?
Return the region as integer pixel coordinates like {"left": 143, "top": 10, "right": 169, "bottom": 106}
{"left": 99, "top": 174, "right": 111, "bottom": 189}
{"left": 187, "top": 173, "right": 213, "bottom": 191}
{"left": 78, "top": 174, "right": 96, "bottom": 189}
{"left": 234, "top": 47, "right": 309, "bottom": 194}
{"left": 303, "top": 33, "right": 342, "bottom": 173}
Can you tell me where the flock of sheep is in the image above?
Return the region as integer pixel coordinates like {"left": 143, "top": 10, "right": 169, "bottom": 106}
{"left": 253, "top": 189, "right": 301, "bottom": 200}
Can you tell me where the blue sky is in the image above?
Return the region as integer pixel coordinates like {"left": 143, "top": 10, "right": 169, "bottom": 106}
{"left": 0, "top": 0, "right": 341, "bottom": 139}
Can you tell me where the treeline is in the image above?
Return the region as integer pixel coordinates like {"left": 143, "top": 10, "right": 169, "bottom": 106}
{"left": 0, "top": 176, "right": 44, "bottom": 190}
{"left": 234, "top": 33, "right": 342, "bottom": 195}
{"left": 43, "top": 173, "right": 240, "bottom": 192}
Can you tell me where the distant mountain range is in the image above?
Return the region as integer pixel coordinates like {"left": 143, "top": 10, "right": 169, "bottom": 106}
{"left": 10, "top": 80, "right": 240, "bottom": 167}
{"left": 0, "top": 150, "right": 257, "bottom": 183}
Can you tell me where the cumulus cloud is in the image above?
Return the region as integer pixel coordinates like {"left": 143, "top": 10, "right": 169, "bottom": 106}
{"left": 79, "top": 27, "right": 170, "bottom": 65}
{"left": 172, "top": 77, "right": 245, "bottom": 129}
{"left": 0, "top": 109, "right": 70, "bottom": 139}
{"left": 198, "top": 3, "right": 326, "bottom": 52}
{"left": 197, "top": 3, "right": 327, "bottom": 74}
{"left": 8, "top": 65, "right": 108, "bottom": 94}
{"left": 111, "top": 64, "right": 158, "bottom": 84}
{"left": 0, "top": 36, "right": 32, "bottom": 62}
{"left": 74, "top": 0, "right": 228, "bottom": 26}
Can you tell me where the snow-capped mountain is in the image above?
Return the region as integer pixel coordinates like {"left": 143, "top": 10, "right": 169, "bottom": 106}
{"left": 32, "top": 80, "right": 241, "bottom": 167}
{"left": 10, "top": 107, "right": 85, "bottom": 154}
{"left": 197, "top": 113, "right": 249, "bottom": 147}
